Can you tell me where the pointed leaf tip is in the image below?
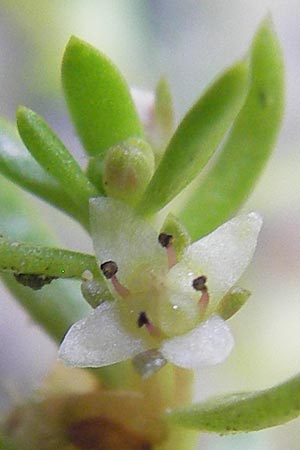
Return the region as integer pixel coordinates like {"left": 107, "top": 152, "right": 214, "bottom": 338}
{"left": 62, "top": 36, "right": 143, "bottom": 158}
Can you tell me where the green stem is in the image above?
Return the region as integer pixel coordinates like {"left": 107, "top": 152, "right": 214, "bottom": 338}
{"left": 0, "top": 236, "right": 99, "bottom": 279}
{"left": 141, "top": 365, "right": 198, "bottom": 450}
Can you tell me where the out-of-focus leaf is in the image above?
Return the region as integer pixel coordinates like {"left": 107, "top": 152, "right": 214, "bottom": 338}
{"left": 166, "top": 373, "right": 300, "bottom": 433}
{"left": 137, "top": 60, "right": 249, "bottom": 216}
{"left": 179, "top": 17, "right": 284, "bottom": 240}
{"left": 0, "top": 117, "right": 81, "bottom": 221}
{"left": 0, "top": 434, "right": 17, "bottom": 450}
{"left": 62, "top": 36, "right": 143, "bottom": 159}
{"left": 154, "top": 77, "right": 174, "bottom": 148}
{"left": 0, "top": 175, "right": 89, "bottom": 341}
{"left": 16, "top": 106, "right": 98, "bottom": 223}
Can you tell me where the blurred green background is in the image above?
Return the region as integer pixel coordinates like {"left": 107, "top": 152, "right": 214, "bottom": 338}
{"left": 0, "top": 1, "right": 300, "bottom": 449}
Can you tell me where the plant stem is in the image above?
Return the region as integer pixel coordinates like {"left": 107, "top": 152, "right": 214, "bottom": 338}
{"left": 0, "top": 236, "right": 99, "bottom": 279}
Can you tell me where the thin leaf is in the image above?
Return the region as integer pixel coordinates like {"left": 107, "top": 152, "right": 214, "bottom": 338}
{"left": 178, "top": 17, "right": 284, "bottom": 239}
{"left": 62, "top": 36, "right": 143, "bottom": 158}
{"left": 154, "top": 77, "right": 175, "bottom": 150}
{"left": 166, "top": 373, "right": 300, "bottom": 433}
{"left": 137, "top": 59, "right": 249, "bottom": 216}
{"left": 0, "top": 116, "right": 82, "bottom": 222}
{"left": 155, "top": 78, "right": 174, "bottom": 139}
{"left": 0, "top": 175, "right": 89, "bottom": 341}
{"left": 0, "top": 235, "right": 99, "bottom": 280}
{"left": 16, "top": 106, "right": 99, "bottom": 221}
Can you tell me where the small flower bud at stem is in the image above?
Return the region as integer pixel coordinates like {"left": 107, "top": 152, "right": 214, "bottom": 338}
{"left": 100, "top": 261, "right": 118, "bottom": 279}
{"left": 103, "top": 137, "right": 155, "bottom": 206}
{"left": 81, "top": 269, "right": 94, "bottom": 282}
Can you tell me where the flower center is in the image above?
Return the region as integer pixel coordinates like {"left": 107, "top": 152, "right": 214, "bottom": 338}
{"left": 100, "top": 233, "right": 210, "bottom": 339}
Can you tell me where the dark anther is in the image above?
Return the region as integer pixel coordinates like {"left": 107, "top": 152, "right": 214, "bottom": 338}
{"left": 100, "top": 260, "right": 118, "bottom": 279}
{"left": 137, "top": 311, "right": 150, "bottom": 328}
{"left": 13, "top": 273, "right": 57, "bottom": 290}
{"left": 158, "top": 232, "right": 173, "bottom": 248}
{"left": 192, "top": 275, "right": 207, "bottom": 291}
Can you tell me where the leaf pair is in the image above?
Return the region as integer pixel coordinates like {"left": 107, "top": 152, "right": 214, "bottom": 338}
{"left": 0, "top": 17, "right": 283, "bottom": 243}
{"left": 138, "top": 18, "right": 284, "bottom": 241}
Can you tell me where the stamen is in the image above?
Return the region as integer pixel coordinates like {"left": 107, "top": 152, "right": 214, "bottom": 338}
{"left": 100, "top": 260, "right": 118, "bottom": 279}
{"left": 111, "top": 275, "right": 130, "bottom": 298}
{"left": 158, "top": 233, "right": 173, "bottom": 248}
{"left": 198, "top": 289, "right": 209, "bottom": 316}
{"left": 192, "top": 275, "right": 207, "bottom": 291}
{"left": 100, "top": 260, "right": 130, "bottom": 298}
{"left": 137, "top": 311, "right": 149, "bottom": 328}
{"left": 158, "top": 232, "right": 177, "bottom": 268}
{"left": 192, "top": 275, "right": 210, "bottom": 316}
{"left": 137, "top": 312, "right": 161, "bottom": 337}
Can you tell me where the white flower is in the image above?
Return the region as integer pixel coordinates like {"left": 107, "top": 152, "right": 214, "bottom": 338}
{"left": 58, "top": 198, "right": 262, "bottom": 371}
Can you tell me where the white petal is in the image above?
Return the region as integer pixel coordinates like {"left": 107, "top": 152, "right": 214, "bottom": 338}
{"left": 160, "top": 315, "right": 234, "bottom": 369}
{"left": 58, "top": 302, "right": 150, "bottom": 368}
{"left": 90, "top": 198, "right": 167, "bottom": 283}
{"left": 170, "top": 212, "right": 262, "bottom": 310}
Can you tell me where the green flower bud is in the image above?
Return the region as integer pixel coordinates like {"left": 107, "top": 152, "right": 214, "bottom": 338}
{"left": 102, "top": 137, "right": 155, "bottom": 206}
{"left": 216, "top": 286, "right": 251, "bottom": 320}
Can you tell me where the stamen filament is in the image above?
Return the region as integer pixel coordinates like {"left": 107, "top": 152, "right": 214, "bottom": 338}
{"left": 199, "top": 289, "right": 209, "bottom": 317}
{"left": 167, "top": 245, "right": 177, "bottom": 268}
{"left": 192, "top": 275, "right": 210, "bottom": 316}
{"left": 145, "top": 322, "right": 161, "bottom": 338}
{"left": 138, "top": 311, "right": 161, "bottom": 337}
{"left": 111, "top": 275, "right": 130, "bottom": 298}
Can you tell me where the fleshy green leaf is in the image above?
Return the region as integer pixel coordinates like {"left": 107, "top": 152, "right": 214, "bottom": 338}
{"left": 178, "top": 17, "right": 284, "bottom": 239}
{"left": 0, "top": 235, "right": 99, "bottom": 280}
{"left": 0, "top": 175, "right": 89, "bottom": 341}
{"left": 62, "top": 36, "right": 143, "bottom": 159}
{"left": 16, "top": 106, "right": 98, "bottom": 222}
{"left": 137, "top": 59, "right": 249, "bottom": 216}
{"left": 166, "top": 373, "right": 300, "bottom": 433}
{"left": 0, "top": 116, "right": 82, "bottom": 222}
